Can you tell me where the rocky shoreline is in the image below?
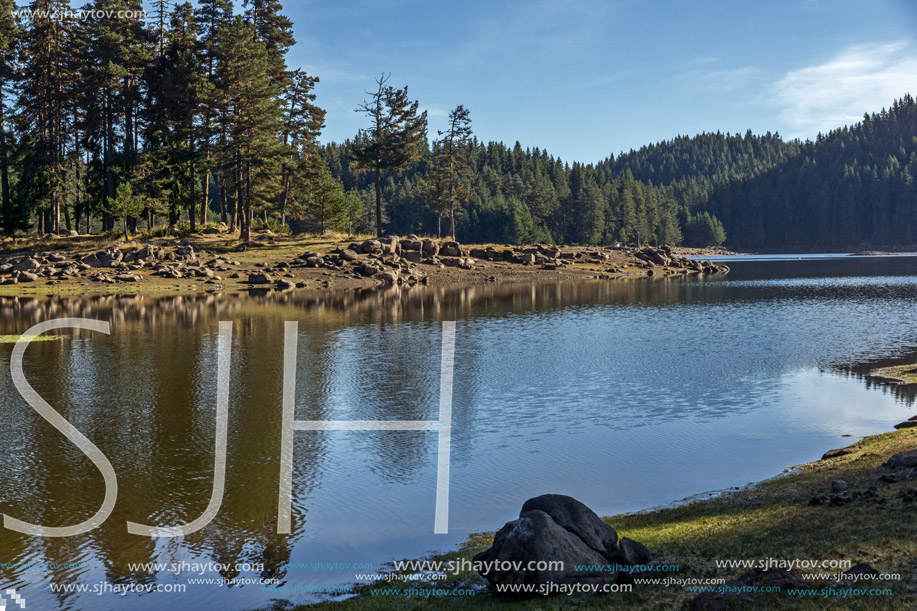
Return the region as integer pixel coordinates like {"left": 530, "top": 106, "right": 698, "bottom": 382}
{"left": 0, "top": 235, "right": 730, "bottom": 293}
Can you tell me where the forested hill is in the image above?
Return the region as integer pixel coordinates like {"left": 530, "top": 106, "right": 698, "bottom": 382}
{"left": 596, "top": 131, "right": 801, "bottom": 209}
{"left": 703, "top": 94, "right": 917, "bottom": 250}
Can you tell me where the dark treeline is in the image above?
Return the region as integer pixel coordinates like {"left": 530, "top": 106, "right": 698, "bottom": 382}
{"left": 0, "top": 2, "right": 912, "bottom": 249}
{"left": 596, "top": 130, "right": 801, "bottom": 209}
{"left": 704, "top": 95, "right": 917, "bottom": 249}
{"left": 323, "top": 140, "right": 692, "bottom": 246}
{"left": 0, "top": 0, "right": 332, "bottom": 242}
{"left": 0, "top": 0, "right": 727, "bottom": 247}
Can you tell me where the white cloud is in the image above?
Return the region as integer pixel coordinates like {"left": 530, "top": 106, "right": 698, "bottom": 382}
{"left": 774, "top": 41, "right": 917, "bottom": 137}
{"left": 680, "top": 61, "right": 758, "bottom": 93}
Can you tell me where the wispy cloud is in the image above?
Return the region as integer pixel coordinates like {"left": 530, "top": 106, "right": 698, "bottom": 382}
{"left": 679, "top": 59, "right": 758, "bottom": 93}
{"left": 774, "top": 41, "right": 917, "bottom": 136}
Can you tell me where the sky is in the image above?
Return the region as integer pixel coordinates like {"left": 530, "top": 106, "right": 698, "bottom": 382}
{"left": 276, "top": 0, "right": 916, "bottom": 162}
{"left": 92, "top": 1, "right": 911, "bottom": 162}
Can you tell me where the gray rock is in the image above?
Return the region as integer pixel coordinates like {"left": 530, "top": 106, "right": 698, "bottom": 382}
{"left": 247, "top": 272, "right": 272, "bottom": 285}
{"left": 275, "top": 279, "right": 295, "bottom": 290}
{"left": 821, "top": 446, "right": 857, "bottom": 460}
{"left": 361, "top": 239, "right": 382, "bottom": 254}
{"left": 617, "top": 537, "right": 652, "bottom": 565}
{"left": 473, "top": 510, "right": 612, "bottom": 596}
{"left": 831, "top": 480, "right": 847, "bottom": 492}
{"left": 520, "top": 494, "right": 618, "bottom": 557}
{"left": 18, "top": 272, "right": 38, "bottom": 282}
{"left": 340, "top": 248, "right": 359, "bottom": 261}
{"left": 886, "top": 450, "right": 917, "bottom": 469}
{"left": 115, "top": 274, "right": 141, "bottom": 282}
{"left": 305, "top": 256, "right": 324, "bottom": 268}
{"left": 13, "top": 258, "right": 40, "bottom": 272}
{"left": 378, "top": 270, "right": 399, "bottom": 284}
{"left": 440, "top": 241, "right": 463, "bottom": 257}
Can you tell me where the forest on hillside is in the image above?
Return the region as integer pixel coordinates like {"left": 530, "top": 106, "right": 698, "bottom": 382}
{"left": 0, "top": 1, "right": 913, "bottom": 249}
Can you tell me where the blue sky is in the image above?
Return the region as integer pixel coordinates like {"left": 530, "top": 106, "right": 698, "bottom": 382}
{"left": 279, "top": 0, "right": 916, "bottom": 162}
{"left": 64, "top": 1, "right": 912, "bottom": 161}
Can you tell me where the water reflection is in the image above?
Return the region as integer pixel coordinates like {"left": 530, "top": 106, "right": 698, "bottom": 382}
{"left": 2, "top": 262, "right": 917, "bottom": 609}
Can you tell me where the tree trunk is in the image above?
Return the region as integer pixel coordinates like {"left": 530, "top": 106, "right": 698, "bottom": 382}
{"left": 189, "top": 127, "right": 196, "bottom": 234}
{"left": 0, "top": 99, "right": 9, "bottom": 229}
{"left": 201, "top": 168, "right": 209, "bottom": 225}
{"left": 374, "top": 168, "right": 382, "bottom": 237}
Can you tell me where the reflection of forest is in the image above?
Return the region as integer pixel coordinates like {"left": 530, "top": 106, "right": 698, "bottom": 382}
{"left": 837, "top": 355, "right": 917, "bottom": 407}
{"left": 3, "top": 279, "right": 683, "bottom": 599}
{"left": 0, "top": 276, "right": 716, "bottom": 333}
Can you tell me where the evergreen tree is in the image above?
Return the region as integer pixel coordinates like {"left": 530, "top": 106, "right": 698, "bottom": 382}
{"left": 0, "top": 0, "right": 20, "bottom": 234}
{"left": 351, "top": 74, "right": 427, "bottom": 237}
{"left": 216, "top": 17, "right": 284, "bottom": 241}
{"left": 426, "top": 104, "right": 473, "bottom": 238}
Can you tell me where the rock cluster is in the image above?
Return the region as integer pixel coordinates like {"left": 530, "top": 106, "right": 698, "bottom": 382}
{"left": 0, "top": 241, "right": 241, "bottom": 286}
{"left": 472, "top": 494, "right": 656, "bottom": 598}
{"left": 254, "top": 236, "right": 430, "bottom": 287}
{"left": 632, "top": 246, "right": 729, "bottom": 275}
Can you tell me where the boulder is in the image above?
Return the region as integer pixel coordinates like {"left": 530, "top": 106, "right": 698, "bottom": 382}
{"left": 17, "top": 271, "right": 38, "bottom": 283}
{"left": 305, "top": 256, "right": 325, "bottom": 268}
{"left": 361, "top": 239, "right": 382, "bottom": 254}
{"left": 247, "top": 272, "right": 272, "bottom": 285}
{"left": 519, "top": 494, "right": 618, "bottom": 557}
{"left": 421, "top": 239, "right": 439, "bottom": 257}
{"left": 440, "top": 241, "right": 463, "bottom": 257}
{"left": 473, "top": 510, "right": 612, "bottom": 596}
{"left": 617, "top": 537, "right": 652, "bottom": 565}
{"left": 378, "top": 270, "right": 399, "bottom": 284}
{"left": 275, "top": 279, "right": 295, "bottom": 290}
{"left": 821, "top": 446, "right": 857, "bottom": 460}
{"left": 340, "top": 248, "right": 359, "bottom": 262}
{"left": 886, "top": 450, "right": 917, "bottom": 469}
{"left": 13, "top": 258, "right": 40, "bottom": 272}
{"left": 359, "top": 264, "right": 380, "bottom": 277}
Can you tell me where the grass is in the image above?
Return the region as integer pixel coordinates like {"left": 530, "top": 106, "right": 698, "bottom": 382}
{"left": 294, "top": 429, "right": 917, "bottom": 610}
{"left": 870, "top": 364, "right": 917, "bottom": 385}
{"left": 0, "top": 334, "right": 67, "bottom": 343}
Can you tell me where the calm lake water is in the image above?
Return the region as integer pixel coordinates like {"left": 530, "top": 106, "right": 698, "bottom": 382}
{"left": 3, "top": 255, "right": 917, "bottom": 610}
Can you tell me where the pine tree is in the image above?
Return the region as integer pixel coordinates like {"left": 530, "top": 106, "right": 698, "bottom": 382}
{"left": 216, "top": 17, "right": 284, "bottom": 242}
{"left": 278, "top": 69, "right": 325, "bottom": 225}
{"left": 426, "top": 104, "right": 473, "bottom": 239}
{"left": 195, "top": 0, "right": 233, "bottom": 225}
{"left": 0, "top": 0, "right": 20, "bottom": 234}
{"left": 351, "top": 74, "right": 427, "bottom": 237}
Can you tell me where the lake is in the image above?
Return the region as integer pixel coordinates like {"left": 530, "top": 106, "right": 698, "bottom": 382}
{"left": 2, "top": 254, "right": 917, "bottom": 610}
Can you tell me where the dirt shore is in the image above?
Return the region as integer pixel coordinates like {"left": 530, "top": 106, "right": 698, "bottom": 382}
{"left": 0, "top": 233, "right": 731, "bottom": 296}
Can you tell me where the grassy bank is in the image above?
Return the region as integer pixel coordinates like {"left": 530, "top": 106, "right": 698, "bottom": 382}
{"left": 297, "top": 429, "right": 917, "bottom": 610}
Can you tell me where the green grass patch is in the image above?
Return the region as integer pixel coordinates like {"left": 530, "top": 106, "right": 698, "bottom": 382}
{"left": 870, "top": 364, "right": 917, "bottom": 385}
{"left": 295, "top": 430, "right": 917, "bottom": 610}
{"left": 0, "top": 334, "right": 67, "bottom": 343}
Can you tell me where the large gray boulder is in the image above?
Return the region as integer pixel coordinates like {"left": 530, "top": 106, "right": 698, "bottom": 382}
{"left": 473, "top": 510, "right": 612, "bottom": 595}
{"left": 520, "top": 494, "right": 618, "bottom": 557}
{"left": 472, "top": 494, "right": 644, "bottom": 598}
